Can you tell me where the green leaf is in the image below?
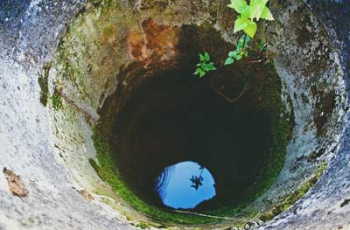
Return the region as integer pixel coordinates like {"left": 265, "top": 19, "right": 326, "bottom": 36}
{"left": 260, "top": 6, "right": 274, "bottom": 21}
{"left": 194, "top": 68, "right": 206, "bottom": 78}
{"left": 204, "top": 52, "right": 210, "bottom": 61}
{"left": 227, "top": 0, "right": 248, "bottom": 14}
{"left": 238, "top": 35, "right": 245, "bottom": 45}
{"left": 244, "top": 50, "right": 249, "bottom": 57}
{"left": 237, "top": 35, "right": 245, "bottom": 51}
{"left": 207, "top": 62, "right": 217, "bottom": 71}
{"left": 245, "top": 35, "right": 251, "bottom": 43}
{"left": 234, "top": 17, "right": 248, "bottom": 33}
{"left": 194, "top": 68, "right": 201, "bottom": 75}
{"left": 244, "top": 21, "right": 257, "bottom": 38}
{"left": 236, "top": 54, "right": 243, "bottom": 60}
{"left": 250, "top": 0, "right": 269, "bottom": 21}
{"left": 225, "top": 57, "right": 234, "bottom": 65}
{"left": 196, "top": 63, "right": 202, "bottom": 67}
{"left": 229, "top": 51, "right": 237, "bottom": 58}
{"left": 238, "top": 35, "right": 247, "bottom": 48}
{"left": 202, "top": 64, "right": 209, "bottom": 71}
{"left": 241, "top": 5, "right": 251, "bottom": 18}
{"left": 199, "top": 69, "right": 206, "bottom": 78}
{"left": 199, "top": 53, "right": 205, "bottom": 62}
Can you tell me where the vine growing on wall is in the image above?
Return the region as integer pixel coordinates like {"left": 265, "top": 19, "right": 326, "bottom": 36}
{"left": 194, "top": 0, "right": 274, "bottom": 78}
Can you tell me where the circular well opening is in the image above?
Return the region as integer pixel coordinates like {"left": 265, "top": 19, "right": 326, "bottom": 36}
{"left": 111, "top": 68, "right": 275, "bottom": 211}
{"left": 96, "top": 24, "right": 293, "bottom": 216}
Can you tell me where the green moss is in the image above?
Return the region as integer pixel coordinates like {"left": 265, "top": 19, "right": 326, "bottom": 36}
{"left": 91, "top": 130, "right": 216, "bottom": 225}
{"left": 250, "top": 62, "right": 293, "bottom": 196}
{"left": 38, "top": 63, "right": 51, "bottom": 106}
{"left": 136, "top": 222, "right": 150, "bottom": 229}
{"left": 252, "top": 115, "right": 291, "bottom": 197}
{"left": 139, "top": 0, "right": 169, "bottom": 11}
{"left": 89, "top": 158, "right": 99, "bottom": 172}
{"left": 200, "top": 62, "right": 293, "bottom": 218}
{"left": 52, "top": 88, "right": 63, "bottom": 111}
{"left": 260, "top": 162, "right": 327, "bottom": 221}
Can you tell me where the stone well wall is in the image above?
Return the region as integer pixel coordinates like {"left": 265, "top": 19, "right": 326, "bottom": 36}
{"left": 0, "top": 0, "right": 349, "bottom": 229}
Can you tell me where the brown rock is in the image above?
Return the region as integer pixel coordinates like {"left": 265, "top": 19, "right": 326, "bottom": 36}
{"left": 3, "top": 167, "right": 28, "bottom": 197}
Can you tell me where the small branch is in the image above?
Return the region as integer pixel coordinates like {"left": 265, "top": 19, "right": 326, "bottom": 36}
{"left": 210, "top": 67, "right": 249, "bottom": 104}
{"left": 211, "top": 81, "right": 249, "bottom": 103}
{"left": 242, "top": 33, "right": 247, "bottom": 52}
{"left": 166, "top": 209, "right": 235, "bottom": 220}
{"left": 247, "top": 59, "right": 265, "bottom": 64}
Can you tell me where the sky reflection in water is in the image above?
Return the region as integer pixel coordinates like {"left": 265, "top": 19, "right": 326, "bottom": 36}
{"left": 155, "top": 161, "right": 216, "bottom": 209}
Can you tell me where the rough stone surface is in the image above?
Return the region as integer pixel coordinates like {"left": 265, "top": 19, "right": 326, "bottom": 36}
{"left": 0, "top": 1, "right": 133, "bottom": 229}
{"left": 0, "top": 0, "right": 349, "bottom": 229}
{"left": 259, "top": 0, "right": 350, "bottom": 229}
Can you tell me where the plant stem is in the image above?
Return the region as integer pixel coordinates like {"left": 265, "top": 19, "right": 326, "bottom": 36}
{"left": 242, "top": 33, "right": 248, "bottom": 54}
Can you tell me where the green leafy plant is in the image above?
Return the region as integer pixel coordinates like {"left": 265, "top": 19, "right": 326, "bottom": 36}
{"left": 223, "top": 0, "right": 273, "bottom": 66}
{"left": 194, "top": 52, "right": 217, "bottom": 78}
{"left": 228, "top": 0, "right": 274, "bottom": 38}
{"left": 193, "top": 0, "right": 274, "bottom": 107}
{"left": 225, "top": 34, "right": 251, "bottom": 65}
{"left": 195, "top": 0, "right": 274, "bottom": 76}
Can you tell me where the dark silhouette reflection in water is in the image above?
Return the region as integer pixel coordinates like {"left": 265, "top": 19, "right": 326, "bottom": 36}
{"left": 155, "top": 161, "right": 216, "bottom": 209}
